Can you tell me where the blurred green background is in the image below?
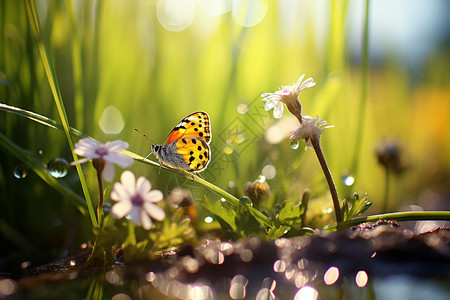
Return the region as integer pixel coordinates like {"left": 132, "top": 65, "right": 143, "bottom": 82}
{"left": 1, "top": 0, "right": 450, "bottom": 272}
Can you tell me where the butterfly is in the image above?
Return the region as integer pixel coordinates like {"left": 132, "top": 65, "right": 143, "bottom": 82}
{"left": 151, "top": 112, "right": 211, "bottom": 173}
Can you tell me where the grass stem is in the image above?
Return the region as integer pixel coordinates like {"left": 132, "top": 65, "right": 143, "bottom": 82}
{"left": 323, "top": 211, "right": 450, "bottom": 231}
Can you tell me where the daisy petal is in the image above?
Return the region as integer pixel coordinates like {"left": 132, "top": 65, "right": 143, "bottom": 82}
{"left": 111, "top": 201, "right": 132, "bottom": 219}
{"left": 294, "top": 74, "right": 306, "bottom": 88}
{"left": 103, "top": 153, "right": 134, "bottom": 168}
{"left": 144, "top": 203, "right": 166, "bottom": 221}
{"left": 145, "top": 190, "right": 164, "bottom": 203}
{"left": 70, "top": 157, "right": 92, "bottom": 166}
{"left": 103, "top": 162, "right": 115, "bottom": 181}
{"left": 128, "top": 206, "right": 141, "bottom": 226}
{"left": 140, "top": 211, "right": 153, "bottom": 230}
{"left": 74, "top": 148, "right": 99, "bottom": 158}
{"left": 110, "top": 182, "right": 131, "bottom": 202}
{"left": 120, "top": 171, "right": 136, "bottom": 194}
{"left": 273, "top": 102, "right": 284, "bottom": 118}
{"left": 264, "top": 99, "right": 277, "bottom": 111}
{"left": 105, "top": 140, "right": 129, "bottom": 152}
{"left": 136, "top": 176, "right": 151, "bottom": 194}
{"left": 75, "top": 138, "right": 102, "bottom": 151}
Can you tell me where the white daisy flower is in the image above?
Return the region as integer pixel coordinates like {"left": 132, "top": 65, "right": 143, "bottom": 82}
{"left": 261, "top": 74, "right": 316, "bottom": 120}
{"left": 290, "top": 115, "right": 333, "bottom": 150}
{"left": 72, "top": 137, "right": 133, "bottom": 181}
{"left": 110, "top": 171, "right": 165, "bottom": 230}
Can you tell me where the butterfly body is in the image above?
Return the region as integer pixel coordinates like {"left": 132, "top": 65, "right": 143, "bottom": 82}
{"left": 152, "top": 112, "right": 211, "bottom": 173}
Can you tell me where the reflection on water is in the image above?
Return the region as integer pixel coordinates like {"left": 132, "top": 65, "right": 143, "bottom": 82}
{"left": 0, "top": 279, "right": 16, "bottom": 296}
{"left": 294, "top": 285, "right": 318, "bottom": 300}
{"left": 355, "top": 270, "right": 369, "bottom": 287}
{"left": 324, "top": 266, "right": 339, "bottom": 285}
{"left": 9, "top": 226, "right": 450, "bottom": 299}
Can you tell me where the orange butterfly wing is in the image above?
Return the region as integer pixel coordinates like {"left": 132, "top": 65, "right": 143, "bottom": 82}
{"left": 163, "top": 111, "right": 211, "bottom": 145}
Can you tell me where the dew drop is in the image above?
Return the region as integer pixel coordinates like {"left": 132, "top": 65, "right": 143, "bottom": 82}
{"left": 37, "top": 149, "right": 44, "bottom": 156}
{"left": 47, "top": 158, "right": 69, "bottom": 178}
{"left": 204, "top": 216, "right": 214, "bottom": 223}
{"left": 290, "top": 139, "right": 299, "bottom": 150}
{"left": 239, "top": 196, "right": 253, "bottom": 207}
{"left": 13, "top": 165, "right": 28, "bottom": 179}
{"left": 342, "top": 175, "right": 355, "bottom": 186}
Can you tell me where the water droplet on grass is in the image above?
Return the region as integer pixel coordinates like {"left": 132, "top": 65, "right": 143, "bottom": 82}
{"left": 13, "top": 165, "right": 28, "bottom": 179}
{"left": 239, "top": 196, "right": 253, "bottom": 206}
{"left": 47, "top": 158, "right": 69, "bottom": 178}
{"left": 290, "top": 139, "right": 299, "bottom": 150}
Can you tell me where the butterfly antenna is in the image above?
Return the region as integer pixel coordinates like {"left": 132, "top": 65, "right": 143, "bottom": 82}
{"left": 134, "top": 128, "right": 156, "bottom": 144}
{"left": 134, "top": 128, "right": 156, "bottom": 159}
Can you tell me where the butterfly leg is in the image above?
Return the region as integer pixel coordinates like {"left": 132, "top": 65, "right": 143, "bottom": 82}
{"left": 158, "top": 162, "right": 162, "bottom": 175}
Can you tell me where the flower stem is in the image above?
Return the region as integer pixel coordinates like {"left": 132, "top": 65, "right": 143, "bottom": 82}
{"left": 96, "top": 170, "right": 104, "bottom": 225}
{"left": 322, "top": 211, "right": 450, "bottom": 231}
{"left": 311, "top": 137, "right": 342, "bottom": 223}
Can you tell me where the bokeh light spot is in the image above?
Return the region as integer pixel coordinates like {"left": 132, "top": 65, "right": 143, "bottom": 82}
{"left": 355, "top": 270, "right": 368, "bottom": 287}
{"left": 198, "top": 0, "right": 232, "bottom": 16}
{"left": 111, "top": 294, "right": 131, "bottom": 300}
{"left": 240, "top": 249, "right": 253, "bottom": 262}
{"left": 273, "top": 260, "right": 286, "bottom": 273}
{"left": 157, "top": 0, "right": 195, "bottom": 32}
{"left": 237, "top": 103, "right": 248, "bottom": 114}
{"left": 99, "top": 105, "right": 124, "bottom": 134}
{"left": 262, "top": 164, "right": 276, "bottom": 179}
{"left": 232, "top": 0, "right": 268, "bottom": 27}
{"left": 0, "top": 279, "right": 16, "bottom": 296}
{"left": 294, "top": 285, "right": 318, "bottom": 300}
{"left": 324, "top": 266, "right": 339, "bottom": 285}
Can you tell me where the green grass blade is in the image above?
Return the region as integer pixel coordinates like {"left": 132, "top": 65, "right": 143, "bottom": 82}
{"left": 351, "top": 0, "right": 370, "bottom": 176}
{"left": 124, "top": 150, "right": 273, "bottom": 229}
{"left": 0, "top": 103, "right": 87, "bottom": 138}
{"left": 25, "top": 0, "right": 97, "bottom": 228}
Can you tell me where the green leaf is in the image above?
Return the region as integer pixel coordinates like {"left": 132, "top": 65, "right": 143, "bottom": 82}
{"left": 149, "top": 217, "right": 195, "bottom": 251}
{"left": 199, "top": 196, "right": 237, "bottom": 231}
{"left": 266, "top": 225, "right": 290, "bottom": 240}
{"left": 277, "top": 201, "right": 306, "bottom": 225}
{"left": 342, "top": 193, "right": 372, "bottom": 221}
